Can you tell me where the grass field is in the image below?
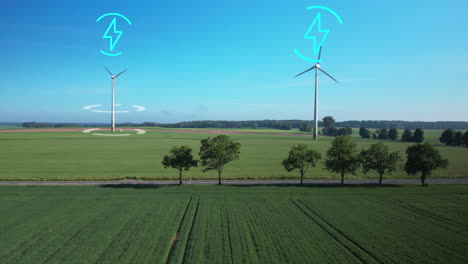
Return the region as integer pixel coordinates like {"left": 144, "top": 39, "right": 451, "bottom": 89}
{"left": 0, "top": 129, "right": 467, "bottom": 181}
{"left": 0, "top": 184, "right": 467, "bottom": 263}
{"left": 0, "top": 126, "right": 24, "bottom": 130}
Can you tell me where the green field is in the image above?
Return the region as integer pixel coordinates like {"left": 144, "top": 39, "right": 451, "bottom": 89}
{"left": 0, "top": 184, "right": 467, "bottom": 263}
{"left": 0, "top": 129, "right": 467, "bottom": 181}
{"left": 0, "top": 126, "right": 24, "bottom": 130}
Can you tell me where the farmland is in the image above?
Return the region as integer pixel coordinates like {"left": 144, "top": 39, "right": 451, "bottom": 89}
{"left": 0, "top": 184, "right": 467, "bottom": 263}
{"left": 0, "top": 128, "right": 467, "bottom": 181}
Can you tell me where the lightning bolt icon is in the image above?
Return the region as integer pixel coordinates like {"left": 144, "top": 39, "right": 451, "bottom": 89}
{"left": 304, "top": 13, "right": 329, "bottom": 57}
{"left": 103, "top": 17, "right": 123, "bottom": 52}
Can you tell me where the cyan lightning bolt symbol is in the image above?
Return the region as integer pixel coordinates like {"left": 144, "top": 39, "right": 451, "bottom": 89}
{"left": 103, "top": 17, "right": 123, "bottom": 52}
{"left": 304, "top": 13, "right": 329, "bottom": 57}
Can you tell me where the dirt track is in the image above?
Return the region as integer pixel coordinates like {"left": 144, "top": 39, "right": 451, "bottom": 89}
{"left": 0, "top": 128, "right": 312, "bottom": 137}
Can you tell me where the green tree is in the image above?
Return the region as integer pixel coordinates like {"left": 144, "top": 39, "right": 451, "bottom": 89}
{"left": 372, "top": 132, "right": 378, "bottom": 139}
{"left": 282, "top": 144, "right": 321, "bottom": 184}
{"left": 360, "top": 142, "right": 401, "bottom": 184}
{"left": 388, "top": 128, "right": 399, "bottom": 140}
{"left": 299, "top": 123, "right": 312, "bottom": 132}
{"left": 162, "top": 146, "right": 198, "bottom": 184}
{"left": 336, "top": 127, "right": 349, "bottom": 136}
{"left": 323, "top": 126, "right": 337, "bottom": 136}
{"left": 346, "top": 127, "right": 353, "bottom": 135}
{"left": 378, "top": 128, "right": 389, "bottom": 140}
{"left": 199, "top": 135, "right": 241, "bottom": 185}
{"left": 401, "top": 129, "right": 413, "bottom": 142}
{"left": 325, "top": 136, "right": 360, "bottom": 184}
{"left": 412, "top": 128, "right": 424, "bottom": 143}
{"left": 252, "top": 123, "right": 257, "bottom": 129}
{"left": 322, "top": 116, "right": 335, "bottom": 128}
{"left": 439, "top": 129, "right": 454, "bottom": 145}
{"left": 464, "top": 131, "right": 468, "bottom": 148}
{"left": 454, "top": 131, "right": 463, "bottom": 146}
{"left": 359, "top": 127, "right": 371, "bottom": 138}
{"left": 404, "top": 143, "right": 448, "bottom": 185}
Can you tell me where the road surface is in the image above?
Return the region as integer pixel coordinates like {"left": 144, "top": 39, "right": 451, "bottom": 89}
{"left": 0, "top": 179, "right": 467, "bottom": 186}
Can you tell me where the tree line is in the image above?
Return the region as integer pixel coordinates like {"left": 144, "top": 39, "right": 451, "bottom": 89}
{"left": 320, "top": 116, "right": 353, "bottom": 136}
{"left": 145, "top": 120, "right": 468, "bottom": 130}
{"left": 161, "top": 135, "right": 447, "bottom": 186}
{"left": 143, "top": 120, "right": 299, "bottom": 130}
{"left": 21, "top": 120, "right": 468, "bottom": 130}
{"left": 22, "top": 122, "right": 79, "bottom": 128}
{"left": 336, "top": 120, "right": 468, "bottom": 130}
{"left": 153, "top": 120, "right": 468, "bottom": 130}
{"left": 283, "top": 136, "right": 447, "bottom": 185}
{"left": 439, "top": 129, "right": 468, "bottom": 147}
{"left": 359, "top": 127, "right": 425, "bottom": 143}
{"left": 162, "top": 135, "right": 240, "bottom": 185}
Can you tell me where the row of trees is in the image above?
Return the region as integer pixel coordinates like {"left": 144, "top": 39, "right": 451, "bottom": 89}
{"left": 161, "top": 134, "right": 447, "bottom": 186}
{"left": 162, "top": 135, "right": 240, "bottom": 184}
{"left": 439, "top": 129, "right": 468, "bottom": 147}
{"left": 334, "top": 120, "right": 468, "bottom": 130}
{"left": 282, "top": 136, "right": 447, "bottom": 185}
{"left": 320, "top": 116, "right": 353, "bottom": 136}
{"left": 323, "top": 127, "right": 353, "bottom": 136}
{"left": 359, "top": 127, "right": 399, "bottom": 140}
{"left": 158, "top": 120, "right": 468, "bottom": 130}
{"left": 22, "top": 122, "right": 78, "bottom": 128}
{"left": 155, "top": 120, "right": 304, "bottom": 130}
{"left": 359, "top": 127, "right": 424, "bottom": 143}
{"left": 401, "top": 129, "right": 424, "bottom": 142}
{"left": 20, "top": 120, "right": 468, "bottom": 130}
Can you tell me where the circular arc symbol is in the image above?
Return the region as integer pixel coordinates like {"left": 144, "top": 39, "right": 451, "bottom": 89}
{"left": 82, "top": 128, "right": 146, "bottom": 136}
{"left": 96, "top": 13, "right": 132, "bottom": 56}
{"left": 96, "top": 13, "right": 132, "bottom": 24}
{"left": 83, "top": 104, "right": 146, "bottom": 113}
{"left": 293, "top": 6, "right": 343, "bottom": 63}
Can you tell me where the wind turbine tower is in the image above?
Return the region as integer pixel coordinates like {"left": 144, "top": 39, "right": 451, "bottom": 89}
{"left": 294, "top": 47, "right": 339, "bottom": 140}
{"left": 104, "top": 66, "right": 127, "bottom": 132}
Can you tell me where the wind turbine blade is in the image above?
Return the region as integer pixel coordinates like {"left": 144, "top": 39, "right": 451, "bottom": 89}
{"left": 294, "top": 66, "right": 316, "bottom": 78}
{"left": 317, "top": 46, "right": 322, "bottom": 61}
{"left": 318, "top": 68, "right": 339, "bottom": 83}
{"left": 104, "top": 66, "right": 113, "bottom": 76}
{"left": 115, "top": 69, "right": 127, "bottom": 78}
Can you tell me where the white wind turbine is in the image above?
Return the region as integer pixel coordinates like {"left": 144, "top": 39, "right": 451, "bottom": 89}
{"left": 294, "top": 47, "right": 339, "bottom": 140}
{"left": 104, "top": 66, "right": 127, "bottom": 132}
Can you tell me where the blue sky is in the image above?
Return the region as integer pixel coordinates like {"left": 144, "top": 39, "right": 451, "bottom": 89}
{"left": 1, "top": 0, "right": 467, "bottom": 123}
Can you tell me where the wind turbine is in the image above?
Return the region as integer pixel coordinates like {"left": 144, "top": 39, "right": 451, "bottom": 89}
{"left": 294, "top": 47, "right": 339, "bottom": 140}
{"left": 104, "top": 66, "right": 127, "bottom": 132}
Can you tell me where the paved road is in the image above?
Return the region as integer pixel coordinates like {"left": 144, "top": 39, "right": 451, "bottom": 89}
{"left": 0, "top": 179, "right": 467, "bottom": 186}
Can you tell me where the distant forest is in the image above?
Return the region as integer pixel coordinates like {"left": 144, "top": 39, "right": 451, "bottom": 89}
{"left": 14, "top": 120, "right": 468, "bottom": 130}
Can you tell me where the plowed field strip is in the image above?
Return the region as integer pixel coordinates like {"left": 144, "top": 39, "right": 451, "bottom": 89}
{"left": 182, "top": 196, "right": 200, "bottom": 264}
{"left": 165, "top": 196, "right": 193, "bottom": 264}
{"left": 292, "top": 199, "right": 382, "bottom": 264}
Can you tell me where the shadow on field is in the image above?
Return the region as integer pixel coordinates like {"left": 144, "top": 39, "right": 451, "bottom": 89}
{"left": 99, "top": 184, "right": 170, "bottom": 189}
{"left": 227, "top": 184, "right": 403, "bottom": 188}
{"left": 96, "top": 182, "right": 403, "bottom": 189}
